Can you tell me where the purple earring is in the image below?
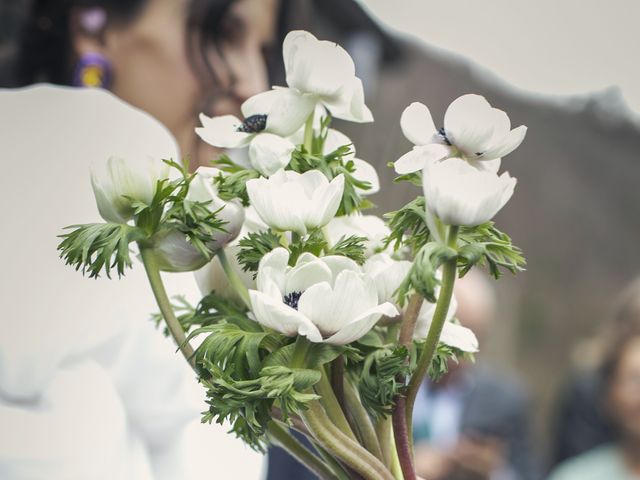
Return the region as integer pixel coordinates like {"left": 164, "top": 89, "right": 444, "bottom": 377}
{"left": 73, "top": 52, "right": 112, "bottom": 88}
{"left": 73, "top": 8, "right": 111, "bottom": 88}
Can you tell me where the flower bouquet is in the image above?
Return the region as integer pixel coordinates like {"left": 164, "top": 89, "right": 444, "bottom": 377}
{"left": 58, "top": 30, "right": 526, "bottom": 480}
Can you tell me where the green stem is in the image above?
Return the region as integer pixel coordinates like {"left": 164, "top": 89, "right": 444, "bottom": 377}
{"left": 140, "top": 247, "right": 196, "bottom": 369}
{"left": 301, "top": 401, "right": 395, "bottom": 480}
{"left": 388, "top": 424, "right": 404, "bottom": 480}
{"left": 303, "top": 111, "right": 315, "bottom": 154}
{"left": 268, "top": 421, "right": 337, "bottom": 480}
{"left": 217, "top": 249, "right": 251, "bottom": 309}
{"left": 376, "top": 416, "right": 394, "bottom": 470}
{"left": 316, "top": 368, "right": 357, "bottom": 442}
{"left": 292, "top": 335, "right": 312, "bottom": 368}
{"left": 405, "top": 226, "right": 459, "bottom": 431}
{"left": 343, "top": 380, "right": 384, "bottom": 462}
{"left": 311, "top": 441, "right": 353, "bottom": 480}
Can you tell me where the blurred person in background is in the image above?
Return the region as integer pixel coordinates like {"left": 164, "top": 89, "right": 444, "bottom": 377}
{"left": 10, "top": 0, "right": 280, "bottom": 169}
{"left": 550, "top": 277, "right": 640, "bottom": 469}
{"left": 412, "top": 270, "right": 539, "bottom": 480}
{"left": 549, "top": 280, "right": 640, "bottom": 480}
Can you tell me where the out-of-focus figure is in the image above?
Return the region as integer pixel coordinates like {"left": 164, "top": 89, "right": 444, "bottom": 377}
{"left": 549, "top": 277, "right": 640, "bottom": 473}
{"left": 10, "top": 0, "right": 280, "bottom": 169}
{"left": 412, "top": 270, "right": 539, "bottom": 480}
{"left": 549, "top": 277, "right": 640, "bottom": 480}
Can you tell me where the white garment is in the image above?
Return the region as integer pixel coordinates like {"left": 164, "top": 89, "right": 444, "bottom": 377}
{"left": 0, "top": 85, "right": 263, "bottom": 479}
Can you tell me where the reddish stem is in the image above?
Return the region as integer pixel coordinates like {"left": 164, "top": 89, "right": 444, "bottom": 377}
{"left": 392, "top": 395, "right": 416, "bottom": 480}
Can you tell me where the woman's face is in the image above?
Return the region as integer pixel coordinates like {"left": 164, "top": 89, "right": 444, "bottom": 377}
{"left": 96, "top": 0, "right": 279, "bottom": 168}
{"left": 608, "top": 337, "right": 640, "bottom": 440}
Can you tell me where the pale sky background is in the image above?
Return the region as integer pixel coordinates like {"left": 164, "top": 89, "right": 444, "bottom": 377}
{"left": 360, "top": 0, "right": 640, "bottom": 114}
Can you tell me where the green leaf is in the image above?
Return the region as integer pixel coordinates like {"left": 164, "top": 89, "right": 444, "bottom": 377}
{"left": 325, "top": 234, "right": 367, "bottom": 265}
{"left": 263, "top": 342, "right": 345, "bottom": 369}
{"left": 57, "top": 223, "right": 146, "bottom": 278}
{"left": 237, "top": 230, "right": 283, "bottom": 275}
{"left": 396, "top": 242, "right": 457, "bottom": 305}
{"left": 383, "top": 196, "right": 433, "bottom": 253}
{"left": 458, "top": 222, "right": 526, "bottom": 278}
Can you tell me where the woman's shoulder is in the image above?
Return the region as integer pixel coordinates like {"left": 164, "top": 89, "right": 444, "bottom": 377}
{"left": 548, "top": 444, "right": 628, "bottom": 480}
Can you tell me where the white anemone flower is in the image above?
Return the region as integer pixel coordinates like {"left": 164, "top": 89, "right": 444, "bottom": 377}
{"left": 152, "top": 167, "right": 244, "bottom": 272}
{"left": 414, "top": 295, "right": 478, "bottom": 353}
{"left": 263, "top": 31, "right": 373, "bottom": 126}
{"left": 246, "top": 170, "right": 344, "bottom": 235}
{"left": 248, "top": 248, "right": 398, "bottom": 345}
{"left": 196, "top": 88, "right": 311, "bottom": 149}
{"left": 422, "top": 157, "right": 517, "bottom": 227}
{"left": 326, "top": 215, "right": 391, "bottom": 258}
{"left": 90, "top": 156, "right": 169, "bottom": 224}
{"left": 394, "top": 94, "right": 527, "bottom": 174}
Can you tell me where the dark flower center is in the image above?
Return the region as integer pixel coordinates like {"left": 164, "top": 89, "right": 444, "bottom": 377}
{"left": 283, "top": 291, "right": 303, "bottom": 310}
{"left": 236, "top": 114, "right": 267, "bottom": 133}
{"left": 437, "top": 127, "right": 452, "bottom": 146}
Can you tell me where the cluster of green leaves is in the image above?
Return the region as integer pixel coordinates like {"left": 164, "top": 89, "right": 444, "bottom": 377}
{"left": 458, "top": 223, "right": 526, "bottom": 278}
{"left": 237, "top": 227, "right": 367, "bottom": 276}
{"left": 211, "top": 154, "right": 260, "bottom": 206}
{"left": 384, "top": 196, "right": 432, "bottom": 253}
{"left": 186, "top": 296, "right": 349, "bottom": 451}
{"left": 58, "top": 223, "right": 146, "bottom": 278}
{"left": 346, "top": 333, "right": 412, "bottom": 419}
{"left": 423, "top": 342, "right": 474, "bottom": 382}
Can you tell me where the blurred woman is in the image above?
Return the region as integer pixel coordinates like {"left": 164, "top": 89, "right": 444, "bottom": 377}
{"left": 13, "top": 0, "right": 279, "bottom": 168}
{"left": 549, "top": 278, "right": 640, "bottom": 480}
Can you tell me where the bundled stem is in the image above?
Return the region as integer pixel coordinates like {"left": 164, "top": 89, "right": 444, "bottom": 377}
{"left": 316, "top": 368, "right": 358, "bottom": 442}
{"left": 268, "top": 421, "right": 337, "bottom": 480}
{"left": 343, "top": 380, "right": 384, "bottom": 462}
{"left": 302, "top": 400, "right": 395, "bottom": 480}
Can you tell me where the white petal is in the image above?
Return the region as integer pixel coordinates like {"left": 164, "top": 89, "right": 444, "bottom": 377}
{"left": 256, "top": 247, "right": 290, "bottom": 293}
{"left": 246, "top": 175, "right": 308, "bottom": 234}
{"left": 196, "top": 114, "right": 251, "bottom": 149}
{"left": 306, "top": 174, "right": 344, "bottom": 229}
{"left": 285, "top": 259, "right": 332, "bottom": 295}
{"left": 401, "top": 102, "right": 437, "bottom": 145}
{"left": 298, "top": 270, "right": 376, "bottom": 336}
{"left": 440, "top": 322, "right": 479, "bottom": 353}
{"left": 152, "top": 229, "right": 208, "bottom": 272}
{"left": 444, "top": 94, "right": 495, "bottom": 156}
{"left": 480, "top": 125, "right": 527, "bottom": 161}
{"left": 284, "top": 30, "right": 356, "bottom": 98}
{"left": 322, "top": 78, "right": 373, "bottom": 123}
{"left": 248, "top": 133, "right": 295, "bottom": 177}
{"left": 320, "top": 255, "right": 361, "bottom": 283}
{"left": 352, "top": 159, "right": 380, "bottom": 195}
{"left": 394, "top": 144, "right": 449, "bottom": 175}
{"left": 324, "top": 302, "right": 399, "bottom": 345}
{"left": 249, "top": 290, "right": 320, "bottom": 340}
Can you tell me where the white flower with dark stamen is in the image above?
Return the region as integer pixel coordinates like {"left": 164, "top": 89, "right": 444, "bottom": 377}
{"left": 90, "top": 156, "right": 169, "bottom": 224}
{"left": 422, "top": 157, "right": 517, "bottom": 227}
{"left": 196, "top": 88, "right": 310, "bottom": 149}
{"left": 152, "top": 167, "right": 244, "bottom": 272}
{"left": 394, "top": 94, "right": 527, "bottom": 174}
{"left": 262, "top": 31, "right": 373, "bottom": 126}
{"left": 248, "top": 248, "right": 398, "bottom": 345}
{"left": 246, "top": 170, "right": 344, "bottom": 235}
{"left": 327, "top": 215, "right": 390, "bottom": 258}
